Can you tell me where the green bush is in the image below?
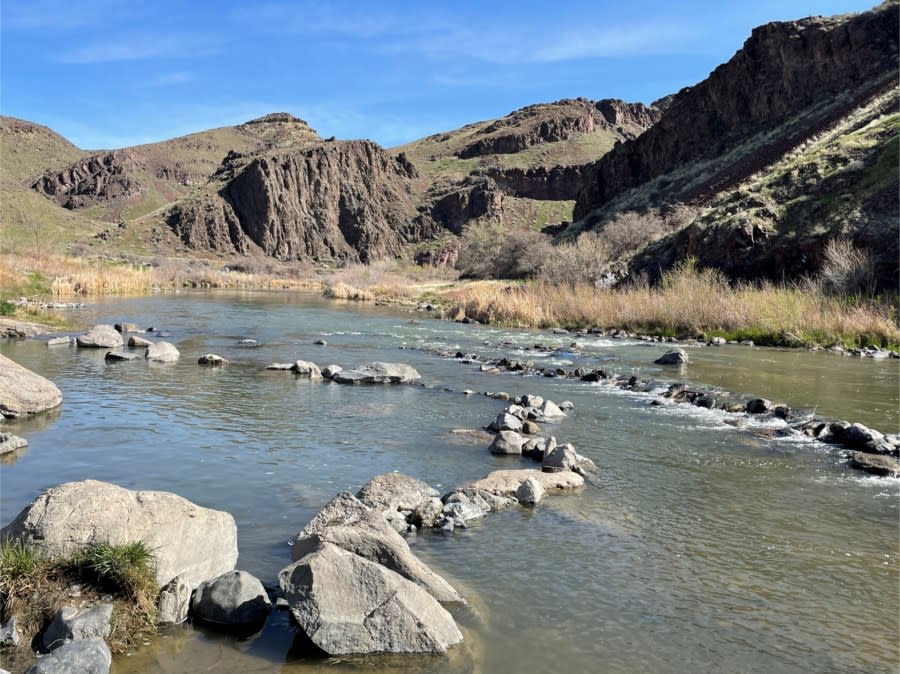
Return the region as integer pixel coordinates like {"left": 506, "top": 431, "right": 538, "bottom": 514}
{"left": 0, "top": 300, "right": 15, "bottom": 316}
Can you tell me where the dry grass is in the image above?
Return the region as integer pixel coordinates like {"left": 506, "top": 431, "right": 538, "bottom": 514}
{"left": 444, "top": 260, "right": 900, "bottom": 348}
{"left": 321, "top": 259, "right": 457, "bottom": 302}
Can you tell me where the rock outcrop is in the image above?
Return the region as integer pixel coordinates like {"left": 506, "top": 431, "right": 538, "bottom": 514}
{"left": 0, "top": 354, "right": 63, "bottom": 418}
{"left": 167, "top": 141, "right": 436, "bottom": 262}
{"left": 33, "top": 151, "right": 141, "bottom": 210}
{"left": 574, "top": 4, "right": 900, "bottom": 220}
{"left": 482, "top": 164, "right": 584, "bottom": 201}
{"left": 1, "top": 480, "right": 238, "bottom": 588}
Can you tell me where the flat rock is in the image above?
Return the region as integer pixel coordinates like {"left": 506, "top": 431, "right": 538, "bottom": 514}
{"left": 192, "top": 570, "right": 272, "bottom": 628}
{"left": 279, "top": 543, "right": 463, "bottom": 655}
{"left": 46, "top": 336, "right": 73, "bottom": 347}
{"left": 356, "top": 473, "right": 440, "bottom": 515}
{"left": 25, "top": 637, "right": 111, "bottom": 674}
{"left": 266, "top": 362, "right": 295, "bottom": 370}
{"left": 849, "top": 452, "right": 900, "bottom": 478}
{"left": 146, "top": 341, "right": 180, "bottom": 362}
{"left": 332, "top": 362, "right": 421, "bottom": 384}
{"left": 76, "top": 325, "right": 123, "bottom": 348}
{"left": 1, "top": 479, "right": 237, "bottom": 588}
{"left": 0, "top": 354, "right": 63, "bottom": 418}
{"left": 468, "top": 469, "right": 584, "bottom": 497}
{"left": 104, "top": 351, "right": 139, "bottom": 362}
{"left": 0, "top": 432, "right": 28, "bottom": 455}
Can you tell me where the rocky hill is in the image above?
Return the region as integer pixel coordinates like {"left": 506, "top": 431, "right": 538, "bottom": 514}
{"left": 570, "top": 1, "right": 899, "bottom": 286}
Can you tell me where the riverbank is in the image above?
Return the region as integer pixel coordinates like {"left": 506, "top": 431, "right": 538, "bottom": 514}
{"left": 1, "top": 252, "right": 897, "bottom": 350}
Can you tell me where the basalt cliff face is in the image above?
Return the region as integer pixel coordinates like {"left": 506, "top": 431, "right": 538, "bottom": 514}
{"left": 571, "top": 1, "right": 899, "bottom": 286}
{"left": 168, "top": 141, "right": 435, "bottom": 262}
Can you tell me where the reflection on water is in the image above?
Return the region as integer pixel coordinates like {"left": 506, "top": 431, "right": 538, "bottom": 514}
{"left": 1, "top": 290, "right": 897, "bottom": 674}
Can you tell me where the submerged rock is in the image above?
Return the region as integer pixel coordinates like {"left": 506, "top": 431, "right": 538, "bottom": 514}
{"left": 198, "top": 354, "right": 229, "bottom": 366}
{"left": 467, "top": 469, "right": 584, "bottom": 497}
{"left": 0, "top": 432, "right": 28, "bottom": 455}
{"left": 279, "top": 543, "right": 463, "bottom": 655}
{"left": 25, "top": 637, "right": 111, "bottom": 674}
{"left": 104, "top": 351, "right": 139, "bottom": 362}
{"left": 291, "top": 360, "right": 323, "bottom": 379}
{"left": 849, "top": 452, "right": 900, "bottom": 477}
{"left": 1, "top": 480, "right": 237, "bottom": 588}
{"left": 0, "top": 354, "right": 63, "bottom": 418}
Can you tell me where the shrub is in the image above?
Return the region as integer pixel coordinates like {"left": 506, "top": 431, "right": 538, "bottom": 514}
{"left": 538, "top": 231, "right": 611, "bottom": 287}
{"left": 818, "top": 238, "right": 876, "bottom": 298}
{"left": 456, "top": 221, "right": 553, "bottom": 279}
{"left": 0, "top": 300, "right": 15, "bottom": 316}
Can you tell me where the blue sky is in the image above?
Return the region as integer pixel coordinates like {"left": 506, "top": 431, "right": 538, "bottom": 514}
{"left": 1, "top": 0, "right": 879, "bottom": 150}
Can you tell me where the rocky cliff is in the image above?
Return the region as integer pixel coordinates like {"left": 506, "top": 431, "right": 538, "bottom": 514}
{"left": 33, "top": 150, "right": 142, "bottom": 209}
{"left": 574, "top": 2, "right": 899, "bottom": 220}
{"left": 167, "top": 141, "right": 441, "bottom": 262}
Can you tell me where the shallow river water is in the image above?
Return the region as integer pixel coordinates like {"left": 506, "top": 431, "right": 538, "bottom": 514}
{"left": 1, "top": 291, "right": 897, "bottom": 674}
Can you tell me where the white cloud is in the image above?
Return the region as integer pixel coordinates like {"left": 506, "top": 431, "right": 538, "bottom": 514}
{"left": 56, "top": 33, "right": 217, "bottom": 64}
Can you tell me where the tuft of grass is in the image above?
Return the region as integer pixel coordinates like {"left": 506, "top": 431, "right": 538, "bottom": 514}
{"left": 0, "top": 540, "right": 159, "bottom": 657}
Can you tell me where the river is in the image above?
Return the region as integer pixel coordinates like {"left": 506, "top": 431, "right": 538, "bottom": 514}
{"left": 1, "top": 290, "right": 897, "bottom": 673}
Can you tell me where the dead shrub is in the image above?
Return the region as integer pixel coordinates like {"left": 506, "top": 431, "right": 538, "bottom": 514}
{"left": 818, "top": 238, "right": 876, "bottom": 298}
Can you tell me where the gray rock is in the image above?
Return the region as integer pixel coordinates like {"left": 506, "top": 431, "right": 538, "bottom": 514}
{"left": 843, "top": 423, "right": 884, "bottom": 448}
{"left": 1, "top": 479, "right": 237, "bottom": 588}
{"left": 291, "top": 360, "right": 322, "bottom": 379}
{"left": 516, "top": 476, "right": 546, "bottom": 505}
{"left": 542, "top": 444, "right": 578, "bottom": 473}
{"left": 410, "top": 497, "right": 445, "bottom": 528}
{"left": 505, "top": 404, "right": 527, "bottom": 419}
{"left": 491, "top": 412, "right": 523, "bottom": 432}
{"left": 25, "top": 637, "right": 111, "bottom": 674}
{"left": 314, "top": 339, "right": 327, "bottom": 346}
{"left": 521, "top": 420, "right": 541, "bottom": 435}
{"left": 114, "top": 323, "right": 141, "bottom": 334}
{"left": 520, "top": 394, "right": 544, "bottom": 408}
{"left": 279, "top": 543, "right": 463, "bottom": 655}
{"left": 198, "top": 354, "right": 229, "bottom": 366}
{"left": 746, "top": 398, "right": 772, "bottom": 414}
{"left": 443, "top": 488, "right": 517, "bottom": 512}
{"left": 522, "top": 436, "right": 557, "bottom": 461}
{"left": 332, "top": 362, "right": 421, "bottom": 384}
{"left": 104, "top": 351, "right": 139, "bottom": 362}
{"left": 540, "top": 400, "right": 566, "bottom": 418}
{"left": 157, "top": 575, "right": 192, "bottom": 625}
{"left": 710, "top": 337, "right": 726, "bottom": 346}
{"left": 0, "top": 354, "right": 63, "bottom": 419}
{"left": 290, "top": 492, "right": 461, "bottom": 602}
{"left": 192, "top": 570, "right": 271, "bottom": 628}
{"left": 127, "top": 335, "right": 153, "bottom": 347}
{"left": 42, "top": 604, "right": 113, "bottom": 651}
{"left": 559, "top": 400, "right": 574, "bottom": 411}
{"left": 0, "top": 432, "right": 28, "bottom": 455}
{"left": 489, "top": 430, "right": 524, "bottom": 455}
{"left": 76, "top": 325, "right": 122, "bottom": 348}
{"left": 46, "top": 336, "right": 73, "bottom": 347}
{"left": 265, "top": 362, "right": 295, "bottom": 370}
{"left": 146, "top": 341, "right": 180, "bottom": 362}
{"left": 321, "top": 364, "right": 343, "bottom": 379}
{"left": 655, "top": 348, "right": 689, "bottom": 365}
{"left": 0, "top": 615, "right": 19, "bottom": 647}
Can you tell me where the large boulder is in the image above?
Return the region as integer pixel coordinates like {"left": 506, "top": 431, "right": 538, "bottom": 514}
{"left": 191, "top": 570, "right": 272, "bottom": 628}
{"left": 542, "top": 444, "right": 579, "bottom": 473}
{"left": 467, "top": 469, "right": 584, "bottom": 497}
{"left": 1, "top": 480, "right": 237, "bottom": 588}
{"left": 0, "top": 354, "right": 63, "bottom": 418}
{"left": 42, "top": 604, "right": 113, "bottom": 651}
{"left": 76, "top": 325, "right": 123, "bottom": 348}
{"left": 279, "top": 543, "right": 463, "bottom": 655}
{"left": 489, "top": 430, "right": 524, "bottom": 455}
{"left": 25, "top": 637, "right": 111, "bottom": 674}
{"left": 290, "top": 492, "right": 461, "bottom": 602}
{"left": 146, "top": 341, "right": 180, "bottom": 362}
{"left": 332, "top": 362, "right": 421, "bottom": 384}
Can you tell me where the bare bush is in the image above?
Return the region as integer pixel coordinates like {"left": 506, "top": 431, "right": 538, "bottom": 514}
{"left": 599, "top": 210, "right": 670, "bottom": 260}
{"left": 538, "top": 231, "right": 611, "bottom": 287}
{"left": 818, "top": 238, "right": 876, "bottom": 298}
{"left": 456, "top": 222, "right": 553, "bottom": 279}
